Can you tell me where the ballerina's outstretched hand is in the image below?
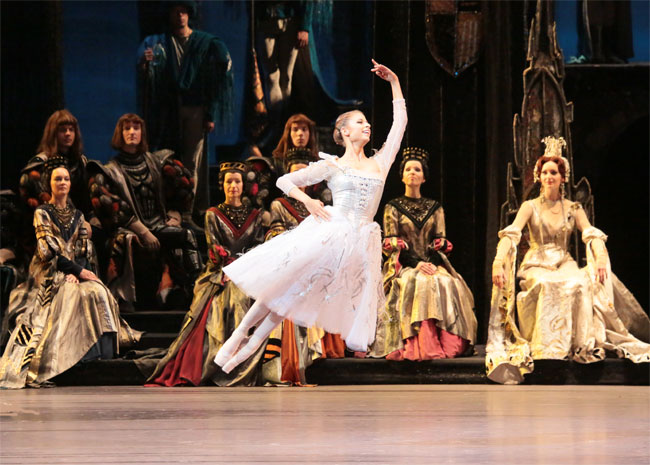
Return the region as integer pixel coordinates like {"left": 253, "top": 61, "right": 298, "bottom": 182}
{"left": 371, "top": 59, "right": 398, "bottom": 82}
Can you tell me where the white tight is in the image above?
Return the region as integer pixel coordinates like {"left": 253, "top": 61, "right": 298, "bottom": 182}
{"left": 215, "top": 300, "right": 283, "bottom": 373}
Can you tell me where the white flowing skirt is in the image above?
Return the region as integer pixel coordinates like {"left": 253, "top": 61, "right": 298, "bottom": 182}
{"left": 224, "top": 206, "right": 383, "bottom": 351}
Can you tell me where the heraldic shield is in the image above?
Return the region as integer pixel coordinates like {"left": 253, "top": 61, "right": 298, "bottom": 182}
{"left": 425, "top": 0, "right": 483, "bottom": 77}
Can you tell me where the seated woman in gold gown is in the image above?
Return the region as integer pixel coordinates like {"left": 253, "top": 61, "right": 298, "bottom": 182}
{"left": 487, "top": 137, "right": 650, "bottom": 384}
{"left": 147, "top": 161, "right": 268, "bottom": 386}
{"left": 0, "top": 160, "right": 141, "bottom": 389}
{"left": 369, "top": 148, "right": 477, "bottom": 360}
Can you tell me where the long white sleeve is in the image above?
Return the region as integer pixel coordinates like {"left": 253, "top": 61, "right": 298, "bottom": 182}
{"left": 276, "top": 159, "right": 334, "bottom": 195}
{"left": 373, "top": 98, "right": 408, "bottom": 176}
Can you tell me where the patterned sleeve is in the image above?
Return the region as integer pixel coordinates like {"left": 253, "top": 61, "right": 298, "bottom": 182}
{"left": 382, "top": 203, "right": 407, "bottom": 285}
{"left": 33, "top": 208, "right": 59, "bottom": 262}
{"left": 276, "top": 159, "right": 335, "bottom": 195}
{"left": 251, "top": 211, "right": 267, "bottom": 249}
{"left": 204, "top": 209, "right": 229, "bottom": 267}
{"left": 269, "top": 200, "right": 284, "bottom": 225}
{"left": 373, "top": 99, "right": 408, "bottom": 176}
{"left": 265, "top": 201, "right": 287, "bottom": 241}
{"left": 427, "top": 205, "right": 453, "bottom": 258}
{"left": 433, "top": 206, "right": 446, "bottom": 238}
{"left": 383, "top": 203, "right": 400, "bottom": 238}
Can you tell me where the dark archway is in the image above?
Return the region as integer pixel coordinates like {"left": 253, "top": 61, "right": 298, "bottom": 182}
{"left": 593, "top": 115, "right": 649, "bottom": 312}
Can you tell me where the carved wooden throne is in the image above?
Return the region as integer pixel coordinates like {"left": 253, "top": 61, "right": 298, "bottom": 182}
{"left": 501, "top": 0, "right": 594, "bottom": 264}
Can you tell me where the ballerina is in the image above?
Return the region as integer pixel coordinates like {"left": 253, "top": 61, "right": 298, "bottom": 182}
{"left": 215, "top": 59, "right": 407, "bottom": 373}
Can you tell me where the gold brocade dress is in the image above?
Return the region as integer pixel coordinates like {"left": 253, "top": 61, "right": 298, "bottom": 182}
{"left": 486, "top": 200, "right": 650, "bottom": 384}
{"left": 0, "top": 204, "right": 140, "bottom": 389}
{"left": 147, "top": 203, "right": 267, "bottom": 386}
{"left": 369, "top": 196, "right": 477, "bottom": 359}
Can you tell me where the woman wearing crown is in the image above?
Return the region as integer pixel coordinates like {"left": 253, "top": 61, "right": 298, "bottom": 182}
{"left": 0, "top": 159, "right": 140, "bottom": 389}
{"left": 147, "top": 161, "right": 269, "bottom": 386}
{"left": 368, "top": 147, "right": 477, "bottom": 360}
{"left": 487, "top": 137, "right": 650, "bottom": 384}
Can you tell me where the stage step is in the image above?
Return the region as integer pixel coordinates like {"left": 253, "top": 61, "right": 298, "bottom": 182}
{"left": 307, "top": 357, "right": 650, "bottom": 386}
{"left": 122, "top": 310, "right": 186, "bottom": 334}
{"left": 55, "top": 311, "right": 650, "bottom": 387}
{"left": 130, "top": 332, "right": 176, "bottom": 350}
{"left": 52, "top": 352, "right": 649, "bottom": 387}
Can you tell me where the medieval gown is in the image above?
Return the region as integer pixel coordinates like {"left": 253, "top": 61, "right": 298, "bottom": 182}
{"left": 369, "top": 196, "right": 477, "bottom": 359}
{"left": 486, "top": 199, "right": 650, "bottom": 384}
{"left": 223, "top": 99, "right": 407, "bottom": 352}
{"left": 0, "top": 204, "right": 140, "bottom": 389}
{"left": 147, "top": 203, "right": 267, "bottom": 386}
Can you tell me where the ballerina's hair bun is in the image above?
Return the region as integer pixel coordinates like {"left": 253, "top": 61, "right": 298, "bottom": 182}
{"left": 333, "top": 110, "right": 361, "bottom": 147}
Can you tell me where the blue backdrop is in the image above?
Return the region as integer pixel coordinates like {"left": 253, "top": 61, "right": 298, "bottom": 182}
{"left": 61, "top": 1, "right": 372, "bottom": 165}
{"left": 555, "top": 0, "right": 649, "bottom": 62}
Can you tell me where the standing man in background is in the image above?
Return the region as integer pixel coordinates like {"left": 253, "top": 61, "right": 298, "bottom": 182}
{"left": 138, "top": 1, "right": 234, "bottom": 221}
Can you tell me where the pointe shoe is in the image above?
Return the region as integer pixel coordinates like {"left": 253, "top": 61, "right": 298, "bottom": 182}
{"left": 221, "top": 355, "right": 241, "bottom": 374}
{"left": 214, "top": 332, "right": 245, "bottom": 367}
{"left": 220, "top": 335, "right": 264, "bottom": 374}
{"left": 213, "top": 348, "right": 231, "bottom": 368}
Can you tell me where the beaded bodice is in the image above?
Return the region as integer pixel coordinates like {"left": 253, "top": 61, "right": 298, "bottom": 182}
{"left": 275, "top": 98, "right": 407, "bottom": 227}
{"left": 328, "top": 168, "right": 384, "bottom": 226}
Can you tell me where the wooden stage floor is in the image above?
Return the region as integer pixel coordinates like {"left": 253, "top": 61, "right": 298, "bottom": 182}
{"left": 1, "top": 385, "right": 648, "bottom": 464}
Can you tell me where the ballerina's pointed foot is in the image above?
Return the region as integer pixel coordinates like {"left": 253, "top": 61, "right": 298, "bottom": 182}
{"left": 214, "top": 332, "right": 245, "bottom": 367}
{"left": 219, "top": 335, "right": 266, "bottom": 374}
{"left": 221, "top": 356, "right": 240, "bottom": 374}
{"left": 213, "top": 348, "right": 231, "bottom": 368}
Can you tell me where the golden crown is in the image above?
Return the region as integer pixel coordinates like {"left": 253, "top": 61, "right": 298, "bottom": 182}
{"left": 401, "top": 147, "right": 429, "bottom": 165}
{"left": 534, "top": 136, "right": 570, "bottom": 183}
{"left": 219, "top": 161, "right": 247, "bottom": 173}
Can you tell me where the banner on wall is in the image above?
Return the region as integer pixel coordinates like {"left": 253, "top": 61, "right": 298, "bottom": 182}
{"left": 424, "top": 0, "right": 483, "bottom": 77}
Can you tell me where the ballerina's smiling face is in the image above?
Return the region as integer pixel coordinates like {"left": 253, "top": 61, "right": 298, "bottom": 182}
{"left": 342, "top": 111, "right": 371, "bottom": 144}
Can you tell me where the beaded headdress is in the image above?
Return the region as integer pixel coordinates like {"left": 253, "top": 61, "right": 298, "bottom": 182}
{"left": 284, "top": 147, "right": 312, "bottom": 171}
{"left": 44, "top": 156, "right": 68, "bottom": 175}
{"left": 534, "top": 136, "right": 570, "bottom": 183}
{"left": 219, "top": 161, "right": 247, "bottom": 174}
{"left": 401, "top": 147, "right": 429, "bottom": 166}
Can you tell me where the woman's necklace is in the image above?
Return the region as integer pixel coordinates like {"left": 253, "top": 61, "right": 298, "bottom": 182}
{"left": 545, "top": 200, "right": 562, "bottom": 214}
{"left": 219, "top": 202, "right": 249, "bottom": 229}
{"left": 50, "top": 202, "right": 75, "bottom": 230}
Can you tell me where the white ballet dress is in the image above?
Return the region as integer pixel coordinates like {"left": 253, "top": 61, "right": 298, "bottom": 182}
{"left": 224, "top": 99, "right": 407, "bottom": 351}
